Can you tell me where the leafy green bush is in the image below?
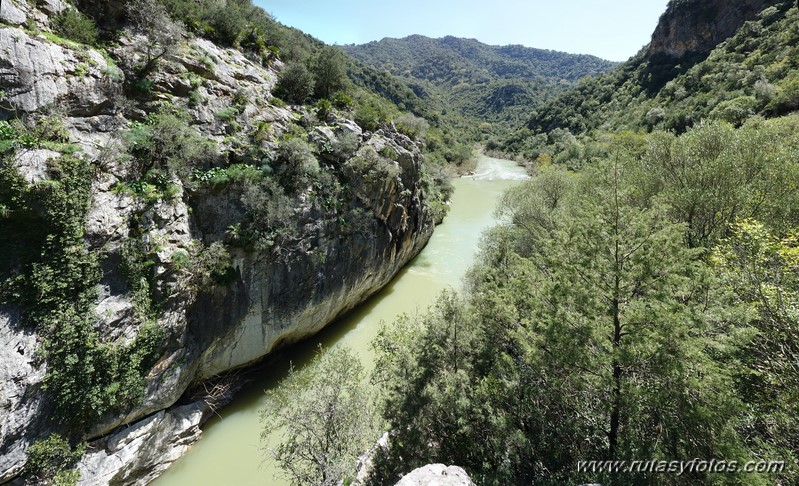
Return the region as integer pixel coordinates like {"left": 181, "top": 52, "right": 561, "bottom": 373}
{"left": 710, "top": 95, "right": 758, "bottom": 125}
{"left": 394, "top": 113, "right": 429, "bottom": 141}
{"left": 345, "top": 146, "right": 400, "bottom": 186}
{"left": 354, "top": 104, "right": 381, "bottom": 132}
{"left": 124, "top": 110, "right": 217, "bottom": 180}
{"left": 26, "top": 434, "right": 86, "bottom": 486}
{"left": 260, "top": 346, "right": 378, "bottom": 485}
{"left": 769, "top": 74, "right": 799, "bottom": 115}
{"left": 275, "top": 63, "right": 315, "bottom": 104}
{"left": 240, "top": 177, "right": 298, "bottom": 255}
{"left": 52, "top": 8, "right": 98, "bottom": 46}
{"left": 274, "top": 137, "right": 319, "bottom": 191}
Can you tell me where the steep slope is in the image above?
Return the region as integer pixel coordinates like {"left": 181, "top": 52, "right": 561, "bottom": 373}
{"left": 342, "top": 36, "right": 617, "bottom": 134}
{"left": 0, "top": 0, "right": 446, "bottom": 483}
{"left": 508, "top": 0, "right": 795, "bottom": 156}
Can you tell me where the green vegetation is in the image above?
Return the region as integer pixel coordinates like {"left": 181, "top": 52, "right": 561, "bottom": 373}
{"left": 0, "top": 152, "right": 164, "bottom": 431}
{"left": 276, "top": 63, "right": 316, "bottom": 104}
{"left": 342, "top": 35, "right": 617, "bottom": 136}
{"left": 52, "top": 8, "right": 98, "bottom": 46}
{"left": 25, "top": 434, "right": 86, "bottom": 486}
{"left": 506, "top": 1, "right": 799, "bottom": 157}
{"left": 260, "top": 346, "right": 378, "bottom": 486}
{"left": 369, "top": 117, "right": 799, "bottom": 485}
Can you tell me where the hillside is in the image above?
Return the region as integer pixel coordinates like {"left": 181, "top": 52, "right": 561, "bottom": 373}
{"left": 342, "top": 35, "right": 617, "bottom": 135}
{"left": 502, "top": 0, "right": 798, "bottom": 159}
{"left": 0, "top": 0, "right": 455, "bottom": 483}
{"left": 364, "top": 2, "right": 799, "bottom": 485}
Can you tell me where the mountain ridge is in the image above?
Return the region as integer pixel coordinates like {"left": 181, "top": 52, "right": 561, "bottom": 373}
{"left": 341, "top": 35, "right": 618, "bottom": 134}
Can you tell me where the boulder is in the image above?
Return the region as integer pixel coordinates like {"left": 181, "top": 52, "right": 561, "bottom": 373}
{"left": 394, "top": 464, "right": 476, "bottom": 486}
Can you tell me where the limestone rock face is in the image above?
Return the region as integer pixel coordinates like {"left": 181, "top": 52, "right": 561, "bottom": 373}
{"left": 0, "top": 0, "right": 436, "bottom": 482}
{"left": 0, "top": 307, "right": 47, "bottom": 483}
{"left": 394, "top": 464, "right": 476, "bottom": 486}
{"left": 0, "top": 27, "right": 120, "bottom": 115}
{"left": 76, "top": 403, "right": 207, "bottom": 486}
{"left": 647, "top": 0, "right": 782, "bottom": 61}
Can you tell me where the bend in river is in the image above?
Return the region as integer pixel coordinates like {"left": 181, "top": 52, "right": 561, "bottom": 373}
{"left": 153, "top": 154, "right": 528, "bottom": 485}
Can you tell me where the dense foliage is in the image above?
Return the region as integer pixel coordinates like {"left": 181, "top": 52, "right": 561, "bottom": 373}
{"left": 0, "top": 148, "right": 164, "bottom": 432}
{"left": 371, "top": 117, "right": 799, "bottom": 485}
{"left": 342, "top": 35, "right": 617, "bottom": 136}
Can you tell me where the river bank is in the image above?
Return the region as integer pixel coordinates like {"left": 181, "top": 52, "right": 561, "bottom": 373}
{"left": 152, "top": 154, "right": 527, "bottom": 485}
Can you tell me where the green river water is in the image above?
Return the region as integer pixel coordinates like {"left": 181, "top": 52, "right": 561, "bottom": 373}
{"left": 153, "top": 155, "right": 527, "bottom": 485}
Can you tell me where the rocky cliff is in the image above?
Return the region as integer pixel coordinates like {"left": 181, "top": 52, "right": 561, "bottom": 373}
{"left": 0, "top": 1, "right": 437, "bottom": 483}
{"left": 647, "top": 0, "right": 784, "bottom": 61}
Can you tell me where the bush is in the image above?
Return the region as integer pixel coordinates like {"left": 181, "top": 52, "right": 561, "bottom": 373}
{"left": 355, "top": 104, "right": 381, "bottom": 132}
{"left": 26, "top": 434, "right": 86, "bottom": 486}
{"left": 274, "top": 137, "right": 319, "bottom": 191}
{"left": 394, "top": 113, "right": 429, "bottom": 141}
{"left": 710, "top": 96, "right": 758, "bottom": 126}
{"left": 260, "top": 346, "right": 378, "bottom": 485}
{"left": 52, "top": 9, "right": 98, "bottom": 45}
{"left": 275, "top": 63, "right": 315, "bottom": 104}
{"left": 124, "top": 111, "right": 217, "bottom": 180}
{"left": 240, "top": 177, "right": 298, "bottom": 255}
{"left": 768, "top": 75, "right": 799, "bottom": 115}
{"left": 344, "top": 146, "right": 400, "bottom": 192}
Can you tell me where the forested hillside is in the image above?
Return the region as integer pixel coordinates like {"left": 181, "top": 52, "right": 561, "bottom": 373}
{"left": 357, "top": 1, "right": 799, "bottom": 485}
{"left": 501, "top": 0, "right": 798, "bottom": 159}
{"left": 342, "top": 36, "right": 617, "bottom": 135}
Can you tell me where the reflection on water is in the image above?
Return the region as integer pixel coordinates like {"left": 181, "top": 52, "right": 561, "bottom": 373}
{"left": 152, "top": 155, "right": 527, "bottom": 486}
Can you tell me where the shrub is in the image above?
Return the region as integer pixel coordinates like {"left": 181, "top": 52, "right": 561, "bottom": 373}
{"left": 354, "top": 104, "right": 380, "bottom": 132}
{"left": 275, "top": 63, "right": 315, "bottom": 104}
{"left": 331, "top": 91, "right": 354, "bottom": 110}
{"left": 710, "top": 96, "right": 758, "bottom": 126}
{"left": 274, "top": 137, "right": 319, "bottom": 191}
{"left": 124, "top": 111, "right": 217, "bottom": 180}
{"left": 26, "top": 434, "right": 86, "bottom": 486}
{"left": 345, "top": 146, "right": 400, "bottom": 190}
{"left": 240, "top": 177, "right": 298, "bottom": 255}
{"left": 768, "top": 75, "right": 799, "bottom": 115}
{"left": 394, "top": 113, "right": 429, "bottom": 141}
{"left": 52, "top": 9, "right": 98, "bottom": 46}
{"left": 329, "top": 131, "right": 359, "bottom": 162}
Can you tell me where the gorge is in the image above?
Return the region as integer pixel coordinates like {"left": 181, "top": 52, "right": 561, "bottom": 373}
{"left": 2, "top": 0, "right": 799, "bottom": 485}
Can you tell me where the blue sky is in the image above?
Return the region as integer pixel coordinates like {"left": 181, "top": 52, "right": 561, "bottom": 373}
{"left": 255, "top": 0, "right": 670, "bottom": 62}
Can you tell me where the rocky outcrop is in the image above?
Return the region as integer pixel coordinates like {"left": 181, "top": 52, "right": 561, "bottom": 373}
{"left": 0, "top": 28, "right": 121, "bottom": 116}
{"left": 0, "top": 307, "right": 47, "bottom": 482}
{"left": 76, "top": 403, "right": 207, "bottom": 486}
{"left": 394, "top": 465, "right": 476, "bottom": 486}
{"left": 647, "top": 0, "right": 783, "bottom": 61}
{"left": 0, "top": 0, "right": 437, "bottom": 483}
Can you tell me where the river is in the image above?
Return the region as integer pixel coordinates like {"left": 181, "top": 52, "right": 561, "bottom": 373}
{"left": 153, "top": 154, "right": 528, "bottom": 485}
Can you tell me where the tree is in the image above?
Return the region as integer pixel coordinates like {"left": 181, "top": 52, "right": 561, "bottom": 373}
{"left": 372, "top": 159, "right": 760, "bottom": 485}
{"left": 260, "top": 346, "right": 379, "bottom": 486}
{"left": 127, "top": 0, "right": 185, "bottom": 75}
{"left": 712, "top": 220, "right": 799, "bottom": 483}
{"left": 275, "top": 62, "right": 315, "bottom": 104}
{"left": 312, "top": 46, "right": 348, "bottom": 100}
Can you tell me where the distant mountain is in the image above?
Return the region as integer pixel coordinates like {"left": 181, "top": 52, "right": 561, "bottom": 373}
{"left": 340, "top": 36, "right": 617, "bottom": 134}
{"left": 510, "top": 0, "right": 795, "bottom": 144}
